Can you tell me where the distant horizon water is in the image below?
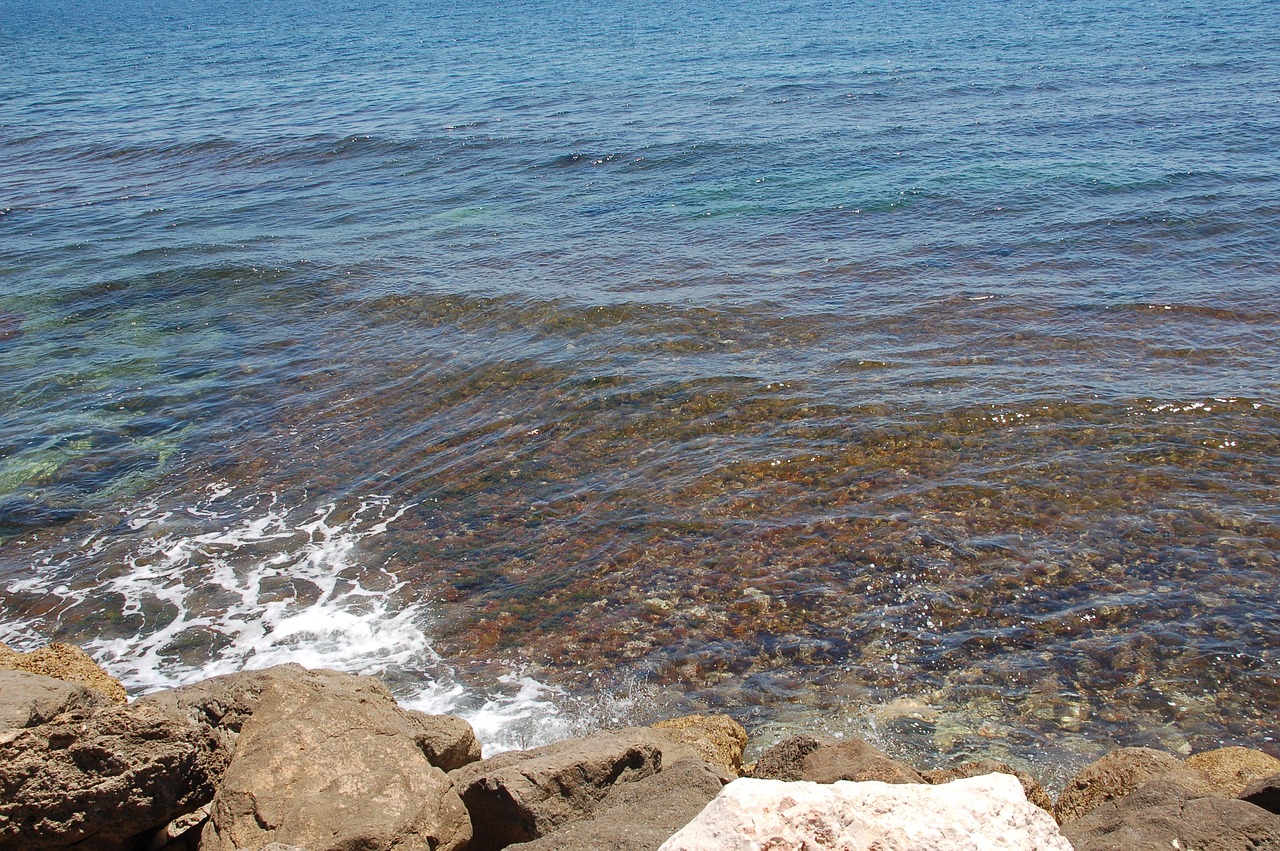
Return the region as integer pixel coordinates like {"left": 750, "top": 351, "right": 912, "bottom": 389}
{"left": 2, "top": 0, "right": 1278, "bottom": 772}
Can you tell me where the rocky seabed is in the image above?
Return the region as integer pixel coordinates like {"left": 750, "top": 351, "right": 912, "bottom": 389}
{"left": 3, "top": 642, "right": 1279, "bottom": 851}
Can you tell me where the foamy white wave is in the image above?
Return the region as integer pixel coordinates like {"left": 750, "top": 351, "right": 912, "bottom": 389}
{"left": 0, "top": 485, "right": 603, "bottom": 755}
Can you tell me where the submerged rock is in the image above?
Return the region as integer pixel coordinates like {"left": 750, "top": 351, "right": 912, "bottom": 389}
{"left": 657, "top": 774, "right": 1072, "bottom": 850}
{"left": 752, "top": 734, "right": 924, "bottom": 785}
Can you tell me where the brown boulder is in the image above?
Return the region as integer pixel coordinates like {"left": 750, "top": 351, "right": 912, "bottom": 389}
{"left": 1055, "top": 746, "right": 1209, "bottom": 823}
{"left": 1062, "top": 775, "right": 1280, "bottom": 851}
{"left": 923, "top": 759, "right": 1054, "bottom": 815}
{"left": 450, "top": 727, "right": 681, "bottom": 851}
{"left": 196, "top": 667, "right": 472, "bottom": 851}
{"left": 507, "top": 759, "right": 729, "bottom": 851}
{"left": 1186, "top": 746, "right": 1280, "bottom": 797}
{"left": 752, "top": 734, "right": 924, "bottom": 784}
{"left": 138, "top": 664, "right": 480, "bottom": 772}
{"left": 651, "top": 714, "right": 747, "bottom": 776}
{"left": 406, "top": 709, "right": 483, "bottom": 772}
{"left": 0, "top": 701, "right": 227, "bottom": 850}
{"left": 0, "top": 670, "right": 107, "bottom": 731}
{"left": 0, "top": 641, "right": 127, "bottom": 704}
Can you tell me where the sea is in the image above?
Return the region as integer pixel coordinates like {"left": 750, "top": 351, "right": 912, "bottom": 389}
{"left": 2, "top": 0, "right": 1277, "bottom": 780}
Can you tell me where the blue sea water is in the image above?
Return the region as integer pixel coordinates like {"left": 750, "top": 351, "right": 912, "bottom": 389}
{"left": 1, "top": 0, "right": 1278, "bottom": 765}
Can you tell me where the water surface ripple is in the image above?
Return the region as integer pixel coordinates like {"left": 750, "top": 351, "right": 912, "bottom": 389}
{"left": 1, "top": 0, "right": 1278, "bottom": 767}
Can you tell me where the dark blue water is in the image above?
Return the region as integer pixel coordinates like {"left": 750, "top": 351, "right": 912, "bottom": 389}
{"left": 2, "top": 0, "right": 1278, "bottom": 768}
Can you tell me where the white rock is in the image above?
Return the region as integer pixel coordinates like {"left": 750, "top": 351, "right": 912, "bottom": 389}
{"left": 658, "top": 773, "right": 1072, "bottom": 851}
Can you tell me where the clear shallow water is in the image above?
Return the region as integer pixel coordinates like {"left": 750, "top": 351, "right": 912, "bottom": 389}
{"left": 1, "top": 0, "right": 1278, "bottom": 769}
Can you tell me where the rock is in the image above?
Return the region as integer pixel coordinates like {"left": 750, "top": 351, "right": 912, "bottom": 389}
{"left": 1239, "top": 772, "right": 1280, "bottom": 815}
{"left": 1054, "top": 746, "right": 1209, "bottom": 823}
{"left": 139, "top": 663, "right": 480, "bottom": 772}
{"left": 197, "top": 667, "right": 472, "bottom": 851}
{"left": 406, "top": 709, "right": 483, "bottom": 772}
{"left": 450, "top": 727, "right": 674, "bottom": 851}
{"left": 508, "top": 759, "right": 730, "bottom": 851}
{"left": 752, "top": 734, "right": 924, "bottom": 785}
{"left": 0, "top": 701, "right": 227, "bottom": 850}
{"left": 1061, "top": 774, "right": 1280, "bottom": 851}
{"left": 652, "top": 714, "right": 748, "bottom": 776}
{"left": 1186, "top": 746, "right": 1280, "bottom": 797}
{"left": 658, "top": 774, "right": 1073, "bottom": 850}
{"left": 749, "top": 734, "right": 828, "bottom": 779}
{"left": 0, "top": 641, "right": 127, "bottom": 704}
{"left": 0, "top": 670, "right": 107, "bottom": 731}
{"left": 923, "top": 759, "right": 1054, "bottom": 815}
{"left": 145, "top": 803, "right": 210, "bottom": 851}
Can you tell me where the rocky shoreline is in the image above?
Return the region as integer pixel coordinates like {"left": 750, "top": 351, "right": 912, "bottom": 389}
{"left": 2, "top": 642, "right": 1278, "bottom": 850}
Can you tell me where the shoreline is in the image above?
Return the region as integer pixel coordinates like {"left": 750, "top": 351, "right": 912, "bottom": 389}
{"left": 4, "top": 641, "right": 1279, "bottom": 850}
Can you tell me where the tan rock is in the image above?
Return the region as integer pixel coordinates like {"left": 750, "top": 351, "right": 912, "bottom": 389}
{"left": 0, "top": 669, "right": 107, "bottom": 731}
{"left": 652, "top": 714, "right": 748, "bottom": 776}
{"left": 1055, "top": 747, "right": 1210, "bottom": 823}
{"left": 752, "top": 734, "right": 924, "bottom": 784}
{"left": 139, "top": 664, "right": 481, "bottom": 773}
{"left": 187, "top": 666, "right": 472, "bottom": 851}
{"left": 1061, "top": 774, "right": 1280, "bottom": 851}
{"left": 1186, "top": 746, "right": 1280, "bottom": 797}
{"left": 0, "top": 701, "right": 226, "bottom": 850}
{"left": 450, "top": 727, "right": 676, "bottom": 851}
{"left": 0, "top": 641, "right": 127, "bottom": 704}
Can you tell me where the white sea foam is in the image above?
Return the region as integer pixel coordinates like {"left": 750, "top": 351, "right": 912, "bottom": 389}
{"left": 0, "top": 485, "right": 609, "bottom": 756}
